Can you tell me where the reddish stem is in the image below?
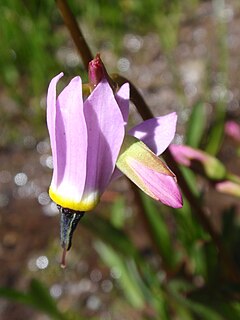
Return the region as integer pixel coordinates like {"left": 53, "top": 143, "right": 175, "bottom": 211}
{"left": 55, "top": 0, "right": 93, "bottom": 70}
{"left": 61, "top": 246, "right": 67, "bottom": 269}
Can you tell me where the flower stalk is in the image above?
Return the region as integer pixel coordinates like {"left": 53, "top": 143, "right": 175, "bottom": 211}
{"left": 55, "top": 0, "right": 93, "bottom": 70}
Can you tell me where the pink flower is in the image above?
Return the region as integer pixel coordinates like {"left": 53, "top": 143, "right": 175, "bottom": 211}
{"left": 225, "top": 121, "right": 240, "bottom": 142}
{"left": 47, "top": 73, "right": 124, "bottom": 211}
{"left": 169, "top": 144, "right": 226, "bottom": 180}
{"left": 216, "top": 181, "right": 240, "bottom": 197}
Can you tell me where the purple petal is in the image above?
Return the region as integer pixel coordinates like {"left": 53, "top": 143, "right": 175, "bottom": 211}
{"left": 128, "top": 158, "right": 183, "bottom": 208}
{"left": 115, "top": 83, "right": 130, "bottom": 125}
{"left": 52, "top": 76, "right": 88, "bottom": 205}
{"left": 83, "top": 80, "right": 125, "bottom": 200}
{"left": 128, "top": 112, "right": 177, "bottom": 155}
{"left": 46, "top": 72, "right": 64, "bottom": 187}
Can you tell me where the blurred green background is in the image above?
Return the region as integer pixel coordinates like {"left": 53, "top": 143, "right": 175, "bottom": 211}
{"left": 1, "top": 0, "right": 240, "bottom": 319}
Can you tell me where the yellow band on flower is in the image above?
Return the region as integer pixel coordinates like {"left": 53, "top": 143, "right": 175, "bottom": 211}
{"left": 49, "top": 186, "right": 100, "bottom": 211}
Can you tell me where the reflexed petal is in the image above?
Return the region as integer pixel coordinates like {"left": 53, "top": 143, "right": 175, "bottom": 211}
{"left": 128, "top": 112, "right": 177, "bottom": 155}
{"left": 116, "top": 135, "right": 183, "bottom": 208}
{"left": 46, "top": 72, "right": 64, "bottom": 186}
{"left": 82, "top": 79, "right": 125, "bottom": 207}
{"left": 49, "top": 76, "right": 88, "bottom": 211}
{"left": 115, "top": 83, "right": 130, "bottom": 124}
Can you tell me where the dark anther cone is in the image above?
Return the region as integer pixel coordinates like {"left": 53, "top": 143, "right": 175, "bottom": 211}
{"left": 57, "top": 205, "right": 85, "bottom": 267}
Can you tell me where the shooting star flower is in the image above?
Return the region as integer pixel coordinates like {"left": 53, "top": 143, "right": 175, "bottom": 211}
{"left": 46, "top": 56, "right": 182, "bottom": 265}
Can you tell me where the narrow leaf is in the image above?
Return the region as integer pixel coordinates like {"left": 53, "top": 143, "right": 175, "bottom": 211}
{"left": 186, "top": 101, "right": 206, "bottom": 148}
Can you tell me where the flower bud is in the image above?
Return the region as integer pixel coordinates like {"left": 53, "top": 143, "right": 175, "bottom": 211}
{"left": 88, "top": 54, "right": 105, "bottom": 86}
{"left": 225, "top": 121, "right": 240, "bottom": 143}
{"left": 116, "top": 135, "right": 183, "bottom": 208}
{"left": 216, "top": 181, "right": 240, "bottom": 197}
{"left": 170, "top": 145, "right": 226, "bottom": 180}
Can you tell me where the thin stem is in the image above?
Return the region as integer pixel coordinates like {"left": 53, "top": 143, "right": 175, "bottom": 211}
{"left": 55, "top": 0, "right": 93, "bottom": 70}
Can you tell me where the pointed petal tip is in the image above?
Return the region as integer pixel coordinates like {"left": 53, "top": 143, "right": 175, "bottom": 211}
{"left": 162, "top": 197, "right": 183, "bottom": 209}
{"left": 166, "top": 111, "right": 177, "bottom": 119}
{"left": 158, "top": 177, "right": 183, "bottom": 209}
{"left": 170, "top": 195, "right": 183, "bottom": 209}
{"left": 171, "top": 112, "right": 178, "bottom": 124}
{"left": 70, "top": 75, "right": 82, "bottom": 83}
{"left": 49, "top": 72, "right": 64, "bottom": 86}
{"left": 62, "top": 75, "right": 82, "bottom": 92}
{"left": 47, "top": 72, "right": 64, "bottom": 94}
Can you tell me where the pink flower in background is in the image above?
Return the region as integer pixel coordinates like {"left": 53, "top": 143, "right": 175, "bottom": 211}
{"left": 225, "top": 121, "right": 240, "bottom": 143}
{"left": 169, "top": 144, "right": 208, "bottom": 167}
{"left": 169, "top": 144, "right": 226, "bottom": 180}
{"left": 216, "top": 181, "right": 240, "bottom": 197}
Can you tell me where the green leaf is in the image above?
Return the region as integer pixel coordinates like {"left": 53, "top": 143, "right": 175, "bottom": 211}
{"left": 0, "top": 287, "right": 32, "bottom": 305}
{"left": 169, "top": 280, "right": 225, "bottom": 320}
{"left": 0, "top": 279, "right": 90, "bottom": 320}
{"left": 188, "top": 285, "right": 240, "bottom": 320}
{"left": 95, "top": 241, "right": 145, "bottom": 309}
{"left": 140, "top": 192, "right": 178, "bottom": 269}
{"left": 0, "top": 279, "right": 66, "bottom": 320}
{"left": 186, "top": 101, "right": 206, "bottom": 148}
{"left": 82, "top": 214, "right": 138, "bottom": 258}
{"left": 29, "top": 279, "right": 66, "bottom": 320}
{"left": 179, "top": 166, "right": 199, "bottom": 196}
{"left": 110, "top": 197, "right": 126, "bottom": 228}
{"left": 176, "top": 198, "right": 209, "bottom": 248}
{"left": 205, "top": 103, "right": 225, "bottom": 155}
